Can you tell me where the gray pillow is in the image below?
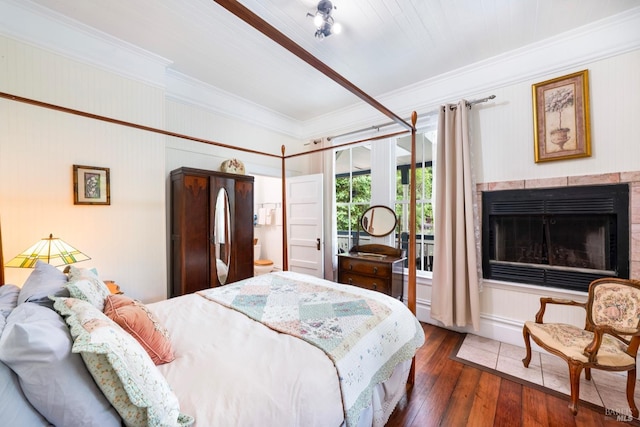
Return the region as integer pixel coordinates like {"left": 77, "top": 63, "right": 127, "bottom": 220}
{"left": 0, "top": 303, "right": 50, "bottom": 426}
{"left": 0, "top": 284, "right": 20, "bottom": 319}
{"left": 18, "top": 260, "right": 69, "bottom": 307}
{"left": 0, "top": 302, "right": 120, "bottom": 427}
{"left": 0, "top": 361, "right": 50, "bottom": 426}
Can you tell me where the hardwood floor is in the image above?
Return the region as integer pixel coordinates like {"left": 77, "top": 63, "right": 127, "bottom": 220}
{"left": 386, "top": 323, "right": 638, "bottom": 427}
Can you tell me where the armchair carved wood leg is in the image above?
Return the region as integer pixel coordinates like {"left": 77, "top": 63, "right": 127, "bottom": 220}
{"left": 522, "top": 325, "right": 532, "bottom": 367}
{"left": 627, "top": 368, "right": 639, "bottom": 418}
{"left": 584, "top": 367, "right": 591, "bottom": 381}
{"left": 568, "top": 361, "right": 583, "bottom": 415}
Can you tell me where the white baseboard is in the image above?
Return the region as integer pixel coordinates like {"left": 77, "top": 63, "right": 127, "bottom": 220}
{"left": 414, "top": 297, "right": 545, "bottom": 352}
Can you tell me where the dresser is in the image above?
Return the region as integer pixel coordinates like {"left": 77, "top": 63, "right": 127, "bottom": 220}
{"left": 337, "top": 245, "right": 405, "bottom": 299}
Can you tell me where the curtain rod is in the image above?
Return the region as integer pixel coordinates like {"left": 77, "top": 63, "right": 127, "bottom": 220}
{"left": 327, "top": 94, "right": 496, "bottom": 142}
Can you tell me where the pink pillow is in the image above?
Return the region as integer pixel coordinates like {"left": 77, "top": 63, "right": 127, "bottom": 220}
{"left": 103, "top": 295, "right": 175, "bottom": 365}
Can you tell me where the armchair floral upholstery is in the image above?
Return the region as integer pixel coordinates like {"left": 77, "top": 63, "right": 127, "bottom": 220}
{"left": 522, "top": 278, "right": 640, "bottom": 417}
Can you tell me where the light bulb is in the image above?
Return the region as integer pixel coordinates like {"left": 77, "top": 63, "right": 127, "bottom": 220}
{"left": 332, "top": 22, "right": 342, "bottom": 34}
{"left": 313, "top": 14, "right": 324, "bottom": 28}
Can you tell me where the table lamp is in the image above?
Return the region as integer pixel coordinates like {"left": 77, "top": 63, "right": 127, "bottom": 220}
{"left": 6, "top": 233, "right": 90, "bottom": 268}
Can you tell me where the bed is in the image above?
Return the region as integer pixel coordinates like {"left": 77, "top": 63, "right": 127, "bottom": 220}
{"left": 0, "top": 3, "right": 425, "bottom": 424}
{"left": 0, "top": 236, "right": 425, "bottom": 427}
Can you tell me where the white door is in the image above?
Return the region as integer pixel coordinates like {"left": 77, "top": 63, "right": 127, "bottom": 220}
{"left": 287, "top": 174, "right": 323, "bottom": 277}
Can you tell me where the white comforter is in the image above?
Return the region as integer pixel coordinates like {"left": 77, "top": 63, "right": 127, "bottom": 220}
{"left": 149, "top": 292, "right": 344, "bottom": 427}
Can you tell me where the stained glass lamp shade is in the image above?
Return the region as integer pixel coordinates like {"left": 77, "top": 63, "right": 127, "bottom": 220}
{"left": 6, "top": 234, "right": 90, "bottom": 268}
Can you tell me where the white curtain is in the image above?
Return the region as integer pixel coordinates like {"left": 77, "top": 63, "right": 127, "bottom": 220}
{"left": 431, "top": 100, "right": 481, "bottom": 330}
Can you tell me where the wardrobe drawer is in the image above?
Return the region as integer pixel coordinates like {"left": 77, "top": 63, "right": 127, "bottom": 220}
{"left": 338, "top": 257, "right": 391, "bottom": 277}
{"left": 339, "top": 273, "right": 390, "bottom": 294}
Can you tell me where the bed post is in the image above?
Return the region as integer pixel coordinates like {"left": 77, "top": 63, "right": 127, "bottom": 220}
{"left": 0, "top": 218, "right": 4, "bottom": 286}
{"left": 408, "top": 111, "right": 418, "bottom": 384}
{"left": 281, "top": 145, "right": 288, "bottom": 271}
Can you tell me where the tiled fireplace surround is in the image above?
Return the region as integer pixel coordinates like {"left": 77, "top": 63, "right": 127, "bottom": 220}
{"left": 477, "top": 170, "right": 640, "bottom": 281}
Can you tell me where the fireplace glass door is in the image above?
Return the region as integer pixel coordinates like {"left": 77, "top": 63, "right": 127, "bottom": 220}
{"left": 491, "top": 214, "right": 614, "bottom": 273}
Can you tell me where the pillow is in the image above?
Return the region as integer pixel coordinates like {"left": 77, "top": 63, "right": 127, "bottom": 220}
{"left": 67, "top": 266, "right": 111, "bottom": 311}
{"left": 18, "top": 260, "right": 69, "bottom": 306}
{"left": 0, "top": 304, "right": 49, "bottom": 426}
{"left": 0, "top": 284, "right": 20, "bottom": 319}
{"left": 103, "top": 294, "right": 175, "bottom": 365}
{"left": 53, "top": 297, "right": 194, "bottom": 427}
{"left": 0, "top": 302, "right": 120, "bottom": 427}
{"left": 0, "top": 361, "right": 50, "bottom": 426}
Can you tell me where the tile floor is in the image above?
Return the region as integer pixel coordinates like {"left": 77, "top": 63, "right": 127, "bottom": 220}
{"left": 456, "top": 333, "right": 639, "bottom": 417}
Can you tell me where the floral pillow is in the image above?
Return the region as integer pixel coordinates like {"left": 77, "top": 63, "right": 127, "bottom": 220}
{"left": 53, "top": 297, "right": 193, "bottom": 427}
{"left": 66, "top": 266, "right": 111, "bottom": 311}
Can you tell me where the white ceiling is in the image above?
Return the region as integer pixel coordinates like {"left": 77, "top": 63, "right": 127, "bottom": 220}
{"left": 23, "top": 0, "right": 640, "bottom": 122}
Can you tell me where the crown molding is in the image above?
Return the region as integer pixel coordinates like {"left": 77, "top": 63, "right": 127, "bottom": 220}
{"left": 301, "top": 6, "right": 640, "bottom": 139}
{"left": 0, "top": 0, "right": 172, "bottom": 88}
{"left": 0, "top": 0, "right": 304, "bottom": 138}
{"left": 165, "top": 70, "right": 303, "bottom": 139}
{"left": 3, "top": 0, "right": 639, "bottom": 141}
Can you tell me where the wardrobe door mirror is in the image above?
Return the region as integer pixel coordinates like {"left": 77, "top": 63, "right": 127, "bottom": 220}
{"left": 360, "top": 205, "right": 397, "bottom": 237}
{"left": 214, "top": 188, "right": 231, "bottom": 285}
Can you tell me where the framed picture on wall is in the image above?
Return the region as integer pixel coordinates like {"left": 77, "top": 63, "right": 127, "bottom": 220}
{"left": 73, "top": 165, "right": 110, "bottom": 205}
{"left": 532, "top": 70, "right": 591, "bottom": 163}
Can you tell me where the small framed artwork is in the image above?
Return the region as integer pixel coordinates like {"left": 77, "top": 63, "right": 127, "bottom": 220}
{"left": 73, "top": 165, "right": 110, "bottom": 205}
{"left": 532, "top": 70, "right": 591, "bottom": 163}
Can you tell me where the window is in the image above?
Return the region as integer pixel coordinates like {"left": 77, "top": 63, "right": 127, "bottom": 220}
{"left": 334, "top": 129, "right": 436, "bottom": 274}
{"left": 395, "top": 132, "right": 435, "bottom": 272}
{"left": 335, "top": 143, "right": 371, "bottom": 253}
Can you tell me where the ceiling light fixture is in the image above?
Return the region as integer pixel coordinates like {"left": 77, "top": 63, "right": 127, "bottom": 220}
{"left": 306, "top": 0, "right": 341, "bottom": 40}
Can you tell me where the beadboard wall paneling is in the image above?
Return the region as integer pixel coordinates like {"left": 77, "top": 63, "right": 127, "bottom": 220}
{"left": 474, "top": 50, "right": 640, "bottom": 184}
{"left": 472, "top": 81, "right": 533, "bottom": 184}
{"left": 164, "top": 98, "right": 309, "bottom": 178}
{"left": 0, "top": 37, "right": 167, "bottom": 303}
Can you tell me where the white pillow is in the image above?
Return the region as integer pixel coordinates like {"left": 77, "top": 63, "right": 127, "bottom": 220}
{"left": 53, "top": 297, "right": 194, "bottom": 427}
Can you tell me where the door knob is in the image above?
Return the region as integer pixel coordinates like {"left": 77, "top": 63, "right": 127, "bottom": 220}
{"left": 316, "top": 238, "right": 321, "bottom": 250}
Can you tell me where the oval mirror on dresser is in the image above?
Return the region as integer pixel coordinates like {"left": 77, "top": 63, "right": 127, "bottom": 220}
{"left": 214, "top": 187, "right": 231, "bottom": 285}
{"left": 360, "top": 205, "right": 398, "bottom": 237}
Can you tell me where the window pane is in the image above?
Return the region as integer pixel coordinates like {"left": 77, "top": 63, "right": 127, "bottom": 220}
{"left": 351, "top": 175, "right": 371, "bottom": 203}
{"left": 334, "top": 144, "right": 371, "bottom": 254}
{"left": 335, "top": 176, "right": 350, "bottom": 203}
{"left": 395, "top": 131, "right": 436, "bottom": 273}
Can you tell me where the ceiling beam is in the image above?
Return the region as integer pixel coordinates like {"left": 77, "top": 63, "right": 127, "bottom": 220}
{"left": 211, "top": 0, "right": 413, "bottom": 131}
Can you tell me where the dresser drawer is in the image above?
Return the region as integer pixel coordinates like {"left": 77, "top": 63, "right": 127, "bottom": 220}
{"left": 338, "top": 257, "right": 391, "bottom": 277}
{"left": 339, "top": 272, "right": 391, "bottom": 294}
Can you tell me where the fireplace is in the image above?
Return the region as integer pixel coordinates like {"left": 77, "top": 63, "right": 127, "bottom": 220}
{"left": 482, "top": 184, "right": 630, "bottom": 292}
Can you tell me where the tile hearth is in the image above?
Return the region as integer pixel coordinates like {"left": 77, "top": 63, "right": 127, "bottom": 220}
{"left": 456, "top": 334, "right": 640, "bottom": 415}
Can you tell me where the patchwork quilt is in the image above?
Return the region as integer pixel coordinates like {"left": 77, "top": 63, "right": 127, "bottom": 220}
{"left": 198, "top": 271, "right": 424, "bottom": 426}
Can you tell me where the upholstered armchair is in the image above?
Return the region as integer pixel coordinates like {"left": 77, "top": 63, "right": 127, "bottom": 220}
{"left": 522, "top": 277, "right": 640, "bottom": 417}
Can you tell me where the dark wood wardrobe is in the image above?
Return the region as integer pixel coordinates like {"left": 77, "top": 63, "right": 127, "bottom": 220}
{"left": 170, "top": 167, "right": 254, "bottom": 297}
